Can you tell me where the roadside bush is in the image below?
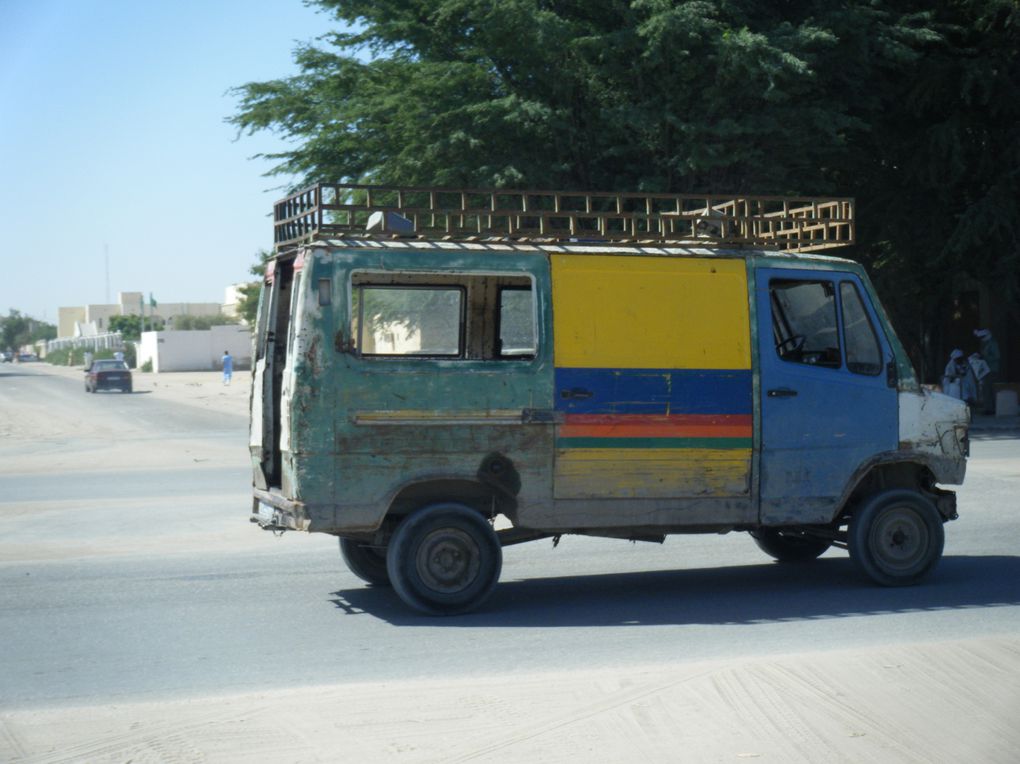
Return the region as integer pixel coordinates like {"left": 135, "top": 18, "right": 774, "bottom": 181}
{"left": 46, "top": 345, "right": 136, "bottom": 368}
{"left": 169, "top": 313, "right": 240, "bottom": 330}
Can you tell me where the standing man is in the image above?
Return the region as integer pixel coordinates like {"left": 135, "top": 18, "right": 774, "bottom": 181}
{"left": 221, "top": 350, "right": 233, "bottom": 386}
{"left": 974, "top": 329, "right": 1000, "bottom": 414}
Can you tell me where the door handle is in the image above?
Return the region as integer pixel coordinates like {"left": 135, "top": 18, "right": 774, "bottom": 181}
{"left": 560, "top": 387, "right": 593, "bottom": 400}
{"left": 767, "top": 388, "right": 798, "bottom": 398}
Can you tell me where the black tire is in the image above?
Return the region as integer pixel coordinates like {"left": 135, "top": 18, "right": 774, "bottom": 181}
{"left": 386, "top": 504, "right": 502, "bottom": 616}
{"left": 848, "top": 490, "right": 945, "bottom": 586}
{"left": 339, "top": 537, "right": 391, "bottom": 586}
{"left": 750, "top": 528, "right": 831, "bottom": 562}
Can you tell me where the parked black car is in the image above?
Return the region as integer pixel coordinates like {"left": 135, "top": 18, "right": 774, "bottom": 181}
{"left": 85, "top": 360, "right": 132, "bottom": 393}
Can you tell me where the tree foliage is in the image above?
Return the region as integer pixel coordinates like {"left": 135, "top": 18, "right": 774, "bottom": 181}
{"left": 1, "top": 310, "right": 56, "bottom": 351}
{"left": 236, "top": 250, "right": 272, "bottom": 327}
{"left": 170, "top": 314, "right": 240, "bottom": 330}
{"left": 108, "top": 314, "right": 164, "bottom": 341}
{"left": 231, "top": 0, "right": 1020, "bottom": 379}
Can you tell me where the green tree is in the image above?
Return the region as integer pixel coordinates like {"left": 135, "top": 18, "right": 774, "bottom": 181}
{"left": 108, "top": 314, "right": 144, "bottom": 341}
{"left": 231, "top": 1, "right": 901, "bottom": 193}
{"left": 108, "top": 314, "right": 166, "bottom": 340}
{"left": 1, "top": 310, "right": 55, "bottom": 351}
{"left": 236, "top": 250, "right": 272, "bottom": 327}
{"left": 847, "top": 1, "right": 1020, "bottom": 379}
{"left": 231, "top": 0, "right": 1019, "bottom": 380}
{"left": 170, "top": 314, "right": 240, "bottom": 330}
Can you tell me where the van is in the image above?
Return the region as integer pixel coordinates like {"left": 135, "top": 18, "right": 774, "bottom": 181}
{"left": 251, "top": 185, "right": 969, "bottom": 614}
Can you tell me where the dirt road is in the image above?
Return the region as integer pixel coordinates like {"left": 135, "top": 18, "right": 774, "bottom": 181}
{"left": 2, "top": 364, "right": 1018, "bottom": 762}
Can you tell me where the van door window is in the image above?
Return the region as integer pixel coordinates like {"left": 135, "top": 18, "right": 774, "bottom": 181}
{"left": 352, "top": 286, "right": 464, "bottom": 357}
{"left": 497, "top": 287, "right": 536, "bottom": 358}
{"left": 840, "top": 281, "right": 883, "bottom": 375}
{"left": 769, "top": 279, "right": 841, "bottom": 368}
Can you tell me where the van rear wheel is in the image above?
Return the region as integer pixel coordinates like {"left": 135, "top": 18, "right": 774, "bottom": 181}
{"left": 848, "top": 490, "right": 944, "bottom": 586}
{"left": 386, "top": 504, "right": 502, "bottom": 616}
{"left": 751, "top": 529, "right": 831, "bottom": 562}
{"left": 339, "top": 538, "right": 391, "bottom": 586}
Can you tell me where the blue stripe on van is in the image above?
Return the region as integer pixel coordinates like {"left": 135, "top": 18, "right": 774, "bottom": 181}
{"left": 554, "top": 368, "right": 753, "bottom": 415}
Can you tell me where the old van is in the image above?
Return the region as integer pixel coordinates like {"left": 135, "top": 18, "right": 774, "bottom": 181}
{"left": 251, "top": 185, "right": 968, "bottom": 614}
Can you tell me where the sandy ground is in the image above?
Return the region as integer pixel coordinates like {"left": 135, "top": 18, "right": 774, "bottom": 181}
{"left": 2, "top": 637, "right": 1018, "bottom": 763}
{"left": 35, "top": 363, "right": 251, "bottom": 418}
{"left": 0, "top": 365, "right": 250, "bottom": 477}
{"left": 3, "top": 364, "right": 1020, "bottom": 762}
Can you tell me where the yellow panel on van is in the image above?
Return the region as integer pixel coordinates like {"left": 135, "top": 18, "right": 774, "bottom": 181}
{"left": 550, "top": 255, "right": 750, "bottom": 370}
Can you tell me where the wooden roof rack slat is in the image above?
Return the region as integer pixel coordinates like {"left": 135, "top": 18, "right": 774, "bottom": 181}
{"left": 273, "top": 184, "right": 854, "bottom": 253}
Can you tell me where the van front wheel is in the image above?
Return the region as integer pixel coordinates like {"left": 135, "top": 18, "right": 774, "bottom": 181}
{"left": 848, "top": 490, "right": 944, "bottom": 586}
{"left": 750, "top": 529, "right": 831, "bottom": 562}
{"left": 387, "top": 504, "right": 502, "bottom": 616}
{"left": 339, "top": 538, "right": 391, "bottom": 587}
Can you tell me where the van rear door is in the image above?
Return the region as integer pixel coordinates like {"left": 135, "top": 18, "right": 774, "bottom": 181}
{"left": 756, "top": 267, "right": 897, "bottom": 523}
{"left": 250, "top": 256, "right": 295, "bottom": 489}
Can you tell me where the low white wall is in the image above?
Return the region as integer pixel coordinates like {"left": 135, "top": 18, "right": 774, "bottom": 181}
{"left": 137, "top": 326, "right": 251, "bottom": 373}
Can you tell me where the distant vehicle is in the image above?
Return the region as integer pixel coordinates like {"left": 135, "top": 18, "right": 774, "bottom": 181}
{"left": 15, "top": 353, "right": 38, "bottom": 363}
{"left": 1, "top": 351, "right": 11, "bottom": 363}
{"left": 85, "top": 360, "right": 132, "bottom": 393}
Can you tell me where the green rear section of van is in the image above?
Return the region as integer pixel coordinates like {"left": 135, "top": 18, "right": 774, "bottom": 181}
{"left": 278, "top": 247, "right": 555, "bottom": 532}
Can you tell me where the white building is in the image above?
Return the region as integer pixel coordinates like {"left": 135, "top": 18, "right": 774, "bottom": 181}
{"left": 137, "top": 325, "right": 252, "bottom": 373}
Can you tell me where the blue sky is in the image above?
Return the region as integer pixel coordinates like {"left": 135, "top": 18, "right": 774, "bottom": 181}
{"left": 0, "top": 0, "right": 336, "bottom": 322}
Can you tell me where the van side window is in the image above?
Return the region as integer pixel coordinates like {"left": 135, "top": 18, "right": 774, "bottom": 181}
{"left": 497, "top": 287, "right": 536, "bottom": 358}
{"left": 840, "top": 282, "right": 883, "bottom": 375}
{"left": 769, "top": 279, "right": 841, "bottom": 368}
{"left": 350, "top": 273, "right": 536, "bottom": 361}
{"left": 352, "top": 286, "right": 464, "bottom": 357}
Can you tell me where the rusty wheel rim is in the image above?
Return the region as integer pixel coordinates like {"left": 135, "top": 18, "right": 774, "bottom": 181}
{"left": 871, "top": 506, "right": 929, "bottom": 572}
{"left": 415, "top": 528, "right": 481, "bottom": 594}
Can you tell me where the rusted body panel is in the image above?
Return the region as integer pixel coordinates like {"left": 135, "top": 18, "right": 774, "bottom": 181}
{"left": 251, "top": 241, "right": 968, "bottom": 540}
{"left": 897, "top": 390, "right": 969, "bottom": 485}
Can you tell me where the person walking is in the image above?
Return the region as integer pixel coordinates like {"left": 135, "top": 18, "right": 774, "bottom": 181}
{"left": 969, "top": 352, "right": 991, "bottom": 412}
{"left": 942, "top": 349, "right": 968, "bottom": 400}
{"left": 974, "top": 329, "right": 1000, "bottom": 414}
{"left": 221, "top": 350, "right": 233, "bottom": 386}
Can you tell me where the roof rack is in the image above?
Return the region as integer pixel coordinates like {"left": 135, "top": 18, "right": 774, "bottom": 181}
{"left": 273, "top": 184, "right": 854, "bottom": 254}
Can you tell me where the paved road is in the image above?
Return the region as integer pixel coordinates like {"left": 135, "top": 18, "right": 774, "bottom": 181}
{"left": 2, "top": 363, "right": 1019, "bottom": 710}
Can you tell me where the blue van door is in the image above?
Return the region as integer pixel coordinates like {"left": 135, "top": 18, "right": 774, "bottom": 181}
{"left": 756, "top": 268, "right": 898, "bottom": 524}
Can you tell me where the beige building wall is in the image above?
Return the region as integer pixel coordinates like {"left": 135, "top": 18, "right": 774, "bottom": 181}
{"left": 58, "top": 291, "right": 231, "bottom": 339}
{"left": 58, "top": 307, "right": 86, "bottom": 338}
{"left": 119, "top": 292, "right": 144, "bottom": 316}
{"left": 222, "top": 283, "right": 248, "bottom": 321}
{"left": 84, "top": 304, "right": 121, "bottom": 332}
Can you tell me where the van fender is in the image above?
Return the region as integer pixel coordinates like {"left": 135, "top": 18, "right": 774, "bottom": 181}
{"left": 831, "top": 451, "right": 957, "bottom": 524}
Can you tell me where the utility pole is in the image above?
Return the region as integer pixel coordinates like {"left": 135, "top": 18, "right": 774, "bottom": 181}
{"left": 104, "top": 244, "right": 110, "bottom": 304}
